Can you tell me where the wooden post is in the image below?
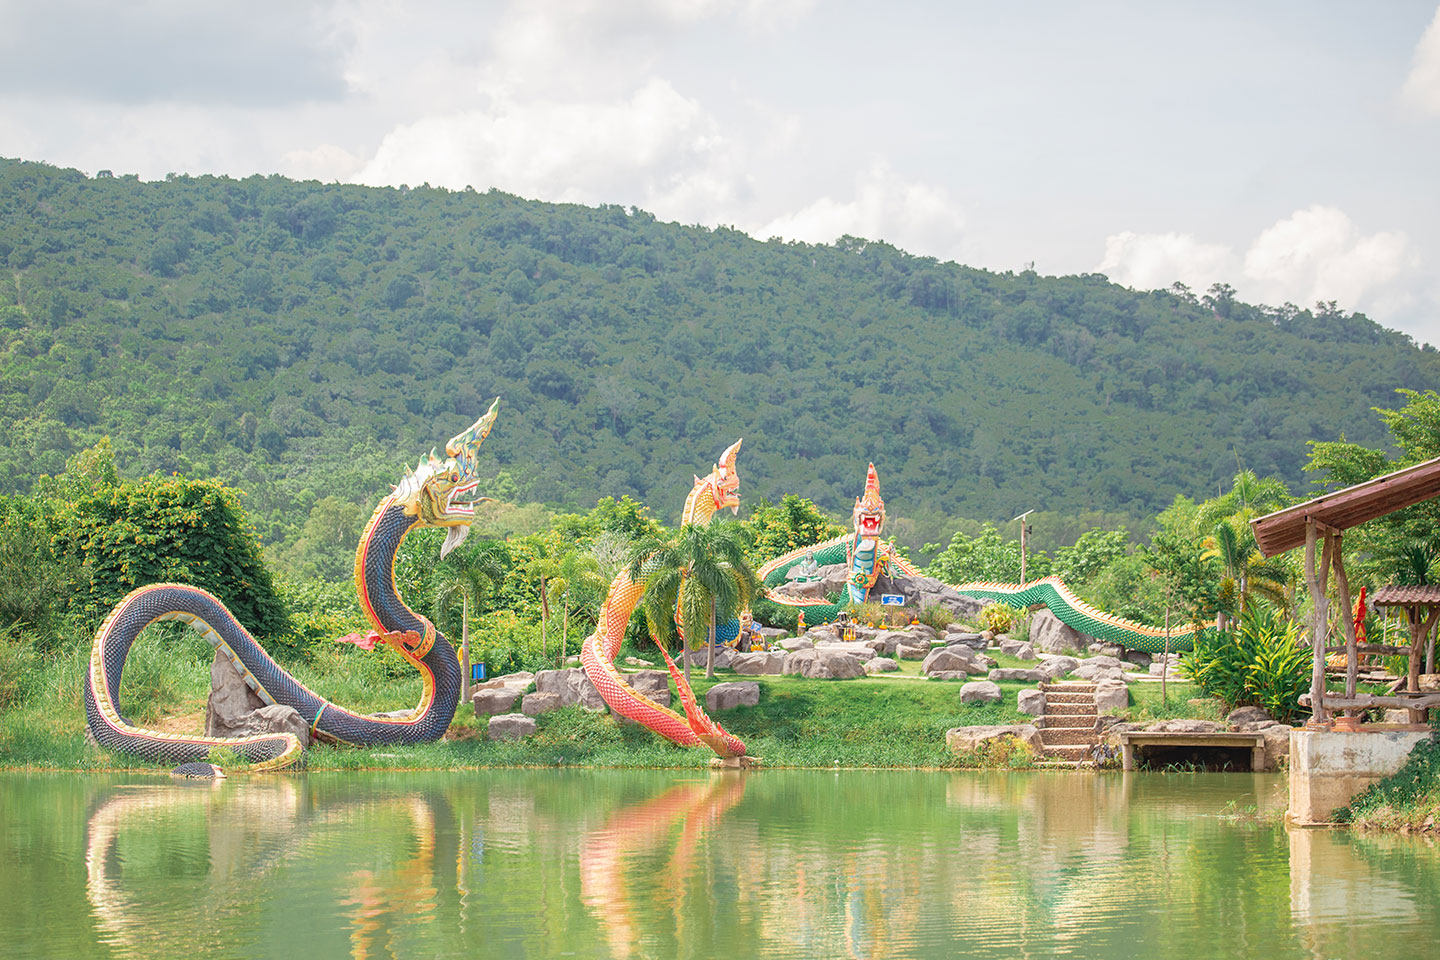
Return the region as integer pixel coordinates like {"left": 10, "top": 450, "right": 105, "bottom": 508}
{"left": 1332, "top": 540, "right": 1357, "bottom": 702}
{"left": 1304, "top": 519, "right": 1329, "bottom": 726}
{"left": 1019, "top": 519, "right": 1028, "bottom": 586}
{"left": 1161, "top": 599, "right": 1171, "bottom": 706}
{"left": 461, "top": 594, "right": 471, "bottom": 706}
{"left": 1407, "top": 607, "right": 1424, "bottom": 725}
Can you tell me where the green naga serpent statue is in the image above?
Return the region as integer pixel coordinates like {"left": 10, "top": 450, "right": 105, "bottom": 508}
{"left": 758, "top": 463, "right": 1203, "bottom": 653}
{"left": 757, "top": 463, "right": 923, "bottom": 624}
{"left": 85, "top": 400, "right": 503, "bottom": 771}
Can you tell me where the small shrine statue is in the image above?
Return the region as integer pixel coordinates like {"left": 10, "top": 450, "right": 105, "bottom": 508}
{"left": 788, "top": 550, "right": 821, "bottom": 582}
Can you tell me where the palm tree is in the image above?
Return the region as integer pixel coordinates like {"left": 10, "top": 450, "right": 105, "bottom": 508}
{"left": 1203, "top": 519, "right": 1291, "bottom": 630}
{"left": 523, "top": 555, "right": 562, "bottom": 661}
{"left": 629, "top": 521, "right": 762, "bottom": 680}
{"left": 432, "top": 539, "right": 506, "bottom": 701}
{"left": 548, "top": 550, "right": 607, "bottom": 667}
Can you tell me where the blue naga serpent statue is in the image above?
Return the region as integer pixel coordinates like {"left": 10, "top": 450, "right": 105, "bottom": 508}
{"left": 85, "top": 400, "right": 502, "bottom": 771}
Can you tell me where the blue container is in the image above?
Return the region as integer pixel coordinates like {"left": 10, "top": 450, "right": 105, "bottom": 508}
{"left": 472, "top": 663, "right": 486, "bottom": 682}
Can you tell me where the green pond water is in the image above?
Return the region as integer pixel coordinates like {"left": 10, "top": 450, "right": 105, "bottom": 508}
{"left": 2, "top": 769, "right": 1437, "bottom": 959}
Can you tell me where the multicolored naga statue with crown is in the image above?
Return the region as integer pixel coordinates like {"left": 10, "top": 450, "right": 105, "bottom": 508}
{"left": 757, "top": 463, "right": 922, "bottom": 623}
{"left": 581, "top": 440, "right": 749, "bottom": 760}
{"left": 84, "top": 400, "right": 503, "bottom": 771}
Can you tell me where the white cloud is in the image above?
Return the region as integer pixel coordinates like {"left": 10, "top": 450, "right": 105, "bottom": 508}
{"left": 1242, "top": 205, "right": 1415, "bottom": 310}
{"left": 752, "top": 163, "right": 967, "bottom": 260}
{"left": 1097, "top": 205, "right": 1423, "bottom": 327}
{"left": 1402, "top": 5, "right": 1440, "bottom": 113}
{"left": 1097, "top": 231, "right": 1234, "bottom": 295}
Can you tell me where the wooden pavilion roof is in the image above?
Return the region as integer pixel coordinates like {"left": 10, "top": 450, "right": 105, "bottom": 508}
{"left": 1371, "top": 584, "right": 1440, "bottom": 608}
{"left": 1250, "top": 454, "right": 1440, "bottom": 558}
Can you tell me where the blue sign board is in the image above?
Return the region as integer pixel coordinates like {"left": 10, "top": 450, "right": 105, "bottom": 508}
{"left": 879, "top": 594, "right": 905, "bottom": 605}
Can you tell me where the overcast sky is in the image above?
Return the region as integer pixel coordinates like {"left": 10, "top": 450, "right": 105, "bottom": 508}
{"left": 3, "top": 1, "right": 1439, "bottom": 341}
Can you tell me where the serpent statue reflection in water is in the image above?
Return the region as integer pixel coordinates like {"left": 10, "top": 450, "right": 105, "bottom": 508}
{"left": 85, "top": 400, "right": 503, "bottom": 771}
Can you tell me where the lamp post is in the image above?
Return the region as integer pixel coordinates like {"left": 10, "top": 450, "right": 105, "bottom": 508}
{"left": 1012, "top": 509, "right": 1035, "bottom": 585}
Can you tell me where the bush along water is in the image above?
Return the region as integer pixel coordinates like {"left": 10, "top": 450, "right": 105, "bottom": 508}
{"left": 1183, "top": 604, "right": 1310, "bottom": 722}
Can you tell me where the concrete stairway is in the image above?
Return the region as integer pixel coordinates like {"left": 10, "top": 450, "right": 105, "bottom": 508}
{"left": 1037, "top": 681, "right": 1099, "bottom": 762}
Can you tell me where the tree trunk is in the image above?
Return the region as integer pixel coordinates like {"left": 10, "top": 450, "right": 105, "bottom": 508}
{"left": 1161, "top": 600, "right": 1170, "bottom": 706}
{"left": 461, "top": 594, "right": 471, "bottom": 705}
{"left": 561, "top": 596, "right": 569, "bottom": 666}
{"left": 539, "top": 579, "right": 549, "bottom": 660}
{"left": 706, "top": 598, "right": 716, "bottom": 679}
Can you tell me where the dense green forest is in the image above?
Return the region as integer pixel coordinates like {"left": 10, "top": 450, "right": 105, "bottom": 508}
{"left": 1, "top": 157, "right": 1435, "bottom": 560}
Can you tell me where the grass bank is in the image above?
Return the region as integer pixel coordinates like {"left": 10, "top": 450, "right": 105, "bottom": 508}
{"left": 0, "top": 632, "right": 1039, "bottom": 770}
{"left": 1335, "top": 730, "right": 1440, "bottom": 833}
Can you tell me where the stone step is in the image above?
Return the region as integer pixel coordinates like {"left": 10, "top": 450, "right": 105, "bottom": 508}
{"left": 1041, "top": 715, "right": 1095, "bottom": 729}
{"left": 1043, "top": 689, "right": 1095, "bottom": 700}
{"left": 1040, "top": 727, "right": 1098, "bottom": 746}
{"left": 1043, "top": 682, "right": 1095, "bottom": 692}
{"left": 1045, "top": 701, "right": 1097, "bottom": 713}
{"left": 1041, "top": 743, "right": 1095, "bottom": 760}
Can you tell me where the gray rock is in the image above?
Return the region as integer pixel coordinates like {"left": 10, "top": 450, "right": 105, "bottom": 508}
{"left": 1102, "top": 721, "right": 1145, "bottom": 746}
{"left": 864, "top": 657, "right": 899, "bottom": 674}
{"left": 780, "top": 637, "right": 814, "bottom": 652}
{"left": 487, "top": 713, "right": 537, "bottom": 741}
{"left": 1037, "top": 655, "right": 1080, "bottom": 680}
{"left": 754, "top": 626, "right": 788, "bottom": 641}
{"left": 1072, "top": 657, "right": 1128, "bottom": 683}
{"left": 783, "top": 648, "right": 866, "bottom": 679}
{"left": 472, "top": 688, "right": 521, "bottom": 717}
{"left": 969, "top": 652, "right": 998, "bottom": 670}
{"left": 535, "top": 667, "right": 607, "bottom": 711}
{"left": 732, "top": 651, "right": 786, "bottom": 675}
{"left": 922, "top": 648, "right": 972, "bottom": 676}
{"left": 988, "top": 667, "right": 1043, "bottom": 683}
{"left": 521, "top": 692, "right": 562, "bottom": 716}
{"left": 946, "top": 632, "right": 985, "bottom": 646}
{"left": 1093, "top": 679, "right": 1129, "bottom": 712}
{"left": 906, "top": 623, "right": 941, "bottom": 642}
{"left": 472, "top": 670, "right": 536, "bottom": 693}
{"left": 1226, "top": 705, "right": 1271, "bottom": 726}
{"left": 1145, "top": 718, "right": 1226, "bottom": 733}
{"left": 623, "top": 657, "right": 655, "bottom": 667}
{"left": 896, "top": 642, "right": 930, "bottom": 660}
{"left": 815, "top": 640, "right": 877, "bottom": 661}
{"left": 960, "top": 680, "right": 1003, "bottom": 704}
{"left": 206, "top": 651, "right": 311, "bottom": 748}
{"left": 1017, "top": 689, "right": 1046, "bottom": 716}
{"left": 626, "top": 670, "right": 672, "bottom": 708}
{"left": 1123, "top": 649, "right": 1152, "bottom": 668}
{"left": 870, "top": 631, "right": 908, "bottom": 656}
{"left": 706, "top": 681, "right": 761, "bottom": 711}
{"left": 999, "top": 638, "right": 1037, "bottom": 660}
{"left": 1029, "top": 609, "right": 1095, "bottom": 654}
{"left": 928, "top": 670, "right": 974, "bottom": 681}
{"left": 1089, "top": 642, "right": 1126, "bottom": 658}
{"left": 946, "top": 723, "right": 1042, "bottom": 754}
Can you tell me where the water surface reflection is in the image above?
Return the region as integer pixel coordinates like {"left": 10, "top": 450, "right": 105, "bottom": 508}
{"left": 0, "top": 770, "right": 1434, "bottom": 959}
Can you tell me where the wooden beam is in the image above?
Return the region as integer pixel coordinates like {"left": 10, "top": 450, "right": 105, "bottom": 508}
{"left": 1323, "top": 643, "right": 1412, "bottom": 656}
{"left": 1299, "top": 692, "right": 1440, "bottom": 711}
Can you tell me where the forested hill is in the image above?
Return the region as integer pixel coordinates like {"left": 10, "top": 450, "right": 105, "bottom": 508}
{"left": 0, "top": 157, "right": 1434, "bottom": 549}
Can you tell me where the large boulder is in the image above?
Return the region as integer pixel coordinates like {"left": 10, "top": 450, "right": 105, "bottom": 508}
{"left": 988, "top": 667, "right": 1043, "bottom": 683}
{"left": 815, "top": 640, "right": 877, "bottom": 661}
{"left": 945, "top": 631, "right": 986, "bottom": 649}
{"left": 896, "top": 642, "right": 930, "bottom": 660}
{"left": 864, "top": 657, "right": 899, "bottom": 675}
{"left": 206, "top": 651, "right": 311, "bottom": 748}
{"left": 780, "top": 637, "right": 814, "bottom": 652}
{"left": 732, "top": 651, "right": 785, "bottom": 675}
{"left": 870, "top": 631, "right": 909, "bottom": 656}
{"left": 625, "top": 670, "right": 672, "bottom": 708}
{"left": 783, "top": 648, "right": 866, "bottom": 679}
{"left": 1037, "top": 655, "right": 1080, "bottom": 680}
{"left": 1029, "top": 609, "right": 1095, "bottom": 654}
{"left": 1093, "top": 679, "right": 1129, "bottom": 712}
{"left": 706, "top": 681, "right": 760, "bottom": 711}
{"left": 922, "top": 647, "right": 973, "bottom": 676}
{"left": 535, "top": 668, "right": 607, "bottom": 711}
{"left": 999, "top": 638, "right": 1037, "bottom": 660}
{"left": 960, "top": 680, "right": 1003, "bottom": 704}
{"left": 946, "top": 723, "right": 1043, "bottom": 754}
{"left": 868, "top": 570, "right": 987, "bottom": 619}
{"left": 1226, "top": 705, "right": 1271, "bottom": 726}
{"left": 1072, "top": 656, "right": 1128, "bottom": 683}
{"left": 521, "top": 692, "right": 562, "bottom": 716}
{"left": 472, "top": 671, "right": 535, "bottom": 694}
{"left": 906, "top": 623, "right": 941, "bottom": 643}
{"left": 1017, "top": 689, "right": 1046, "bottom": 716}
{"left": 754, "top": 625, "right": 788, "bottom": 642}
{"left": 473, "top": 688, "right": 521, "bottom": 717}
{"left": 487, "top": 713, "right": 537, "bottom": 741}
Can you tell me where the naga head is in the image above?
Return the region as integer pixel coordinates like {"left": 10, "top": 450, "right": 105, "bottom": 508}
{"left": 852, "top": 462, "right": 885, "bottom": 539}
{"left": 392, "top": 397, "right": 500, "bottom": 557}
{"left": 694, "top": 438, "right": 743, "bottom": 516}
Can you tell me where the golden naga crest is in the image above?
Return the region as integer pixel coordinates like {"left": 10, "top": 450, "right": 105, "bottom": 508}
{"left": 694, "top": 439, "right": 743, "bottom": 515}
{"left": 852, "top": 462, "right": 885, "bottom": 538}
{"left": 393, "top": 397, "right": 500, "bottom": 556}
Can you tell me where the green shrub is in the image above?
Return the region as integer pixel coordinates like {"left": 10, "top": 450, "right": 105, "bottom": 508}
{"left": 915, "top": 604, "right": 955, "bottom": 631}
{"left": 1184, "top": 604, "right": 1309, "bottom": 721}
{"left": 980, "top": 603, "right": 1014, "bottom": 634}
{"left": 473, "top": 610, "right": 552, "bottom": 675}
